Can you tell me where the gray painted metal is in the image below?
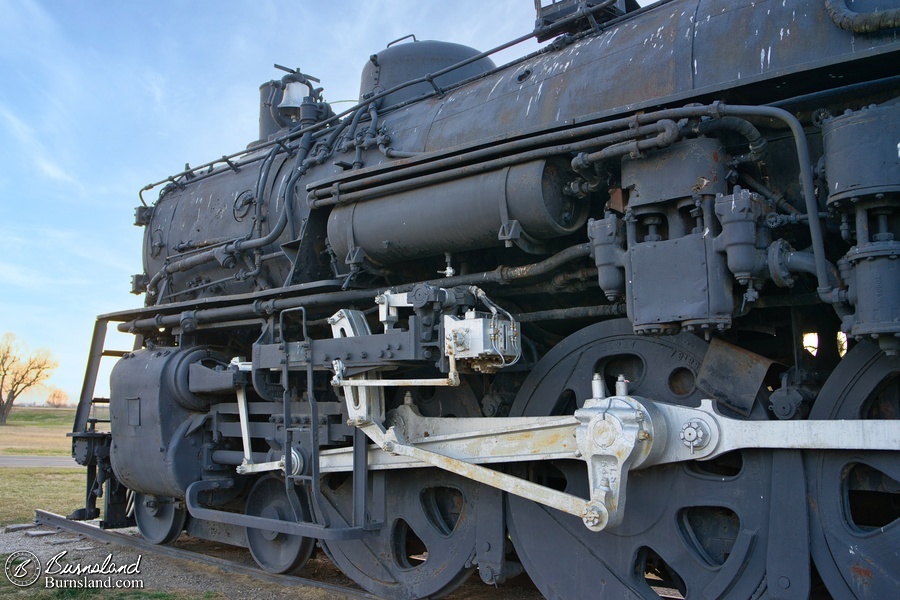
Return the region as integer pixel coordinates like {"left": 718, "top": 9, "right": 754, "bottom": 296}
{"left": 68, "top": 0, "right": 900, "bottom": 597}
{"left": 326, "top": 158, "right": 586, "bottom": 263}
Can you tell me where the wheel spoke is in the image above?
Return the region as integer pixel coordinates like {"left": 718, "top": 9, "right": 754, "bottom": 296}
{"left": 507, "top": 320, "right": 771, "bottom": 599}
{"left": 319, "top": 468, "right": 479, "bottom": 599}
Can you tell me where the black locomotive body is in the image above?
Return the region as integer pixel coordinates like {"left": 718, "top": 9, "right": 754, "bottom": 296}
{"left": 70, "top": 1, "right": 900, "bottom": 598}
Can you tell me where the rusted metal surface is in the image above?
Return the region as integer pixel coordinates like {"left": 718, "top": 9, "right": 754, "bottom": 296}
{"left": 697, "top": 336, "right": 777, "bottom": 415}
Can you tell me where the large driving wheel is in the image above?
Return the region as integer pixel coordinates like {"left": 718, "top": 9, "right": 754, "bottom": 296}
{"left": 807, "top": 341, "right": 900, "bottom": 597}
{"left": 506, "top": 320, "right": 777, "bottom": 598}
{"left": 317, "top": 468, "right": 481, "bottom": 599}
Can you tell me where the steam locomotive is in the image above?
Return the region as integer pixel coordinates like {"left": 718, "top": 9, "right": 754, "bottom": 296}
{"left": 70, "top": 0, "right": 900, "bottom": 598}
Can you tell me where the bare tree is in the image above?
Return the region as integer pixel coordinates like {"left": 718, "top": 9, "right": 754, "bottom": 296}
{"left": 0, "top": 333, "right": 58, "bottom": 425}
{"left": 46, "top": 387, "right": 70, "bottom": 408}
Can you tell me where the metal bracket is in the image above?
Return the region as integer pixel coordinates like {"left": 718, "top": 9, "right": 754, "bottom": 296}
{"left": 328, "top": 308, "right": 460, "bottom": 389}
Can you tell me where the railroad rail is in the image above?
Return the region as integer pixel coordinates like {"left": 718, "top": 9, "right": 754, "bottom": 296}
{"left": 32, "top": 510, "right": 378, "bottom": 600}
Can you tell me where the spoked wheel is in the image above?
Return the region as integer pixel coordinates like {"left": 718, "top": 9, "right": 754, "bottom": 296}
{"left": 318, "top": 468, "right": 481, "bottom": 599}
{"left": 807, "top": 341, "right": 900, "bottom": 598}
{"left": 506, "top": 320, "right": 774, "bottom": 599}
{"left": 245, "top": 475, "right": 316, "bottom": 574}
{"left": 133, "top": 493, "right": 186, "bottom": 545}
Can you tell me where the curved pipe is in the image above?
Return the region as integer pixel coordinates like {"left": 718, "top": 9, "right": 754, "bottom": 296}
{"left": 825, "top": 0, "right": 900, "bottom": 33}
{"left": 397, "top": 243, "right": 593, "bottom": 290}
{"left": 719, "top": 105, "right": 833, "bottom": 304}
{"left": 684, "top": 116, "right": 768, "bottom": 160}
{"left": 783, "top": 251, "right": 840, "bottom": 289}
{"left": 783, "top": 250, "right": 850, "bottom": 318}
{"left": 573, "top": 119, "right": 679, "bottom": 167}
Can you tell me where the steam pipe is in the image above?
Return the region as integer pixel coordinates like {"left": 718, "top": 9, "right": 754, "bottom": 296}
{"left": 145, "top": 134, "right": 313, "bottom": 299}
{"left": 718, "top": 105, "right": 833, "bottom": 304}
{"left": 124, "top": 244, "right": 592, "bottom": 332}
{"left": 684, "top": 116, "right": 768, "bottom": 160}
{"left": 825, "top": 0, "right": 900, "bottom": 33}
{"left": 739, "top": 173, "right": 801, "bottom": 215}
{"left": 513, "top": 304, "right": 627, "bottom": 322}
{"left": 309, "top": 120, "right": 678, "bottom": 208}
{"left": 573, "top": 119, "right": 679, "bottom": 166}
{"left": 400, "top": 243, "right": 593, "bottom": 290}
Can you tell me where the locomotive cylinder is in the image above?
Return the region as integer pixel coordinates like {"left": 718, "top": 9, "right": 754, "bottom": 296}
{"left": 326, "top": 158, "right": 587, "bottom": 264}
{"left": 109, "top": 348, "right": 220, "bottom": 497}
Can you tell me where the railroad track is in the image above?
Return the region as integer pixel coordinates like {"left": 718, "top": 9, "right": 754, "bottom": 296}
{"left": 33, "top": 510, "right": 379, "bottom": 600}
{"left": 32, "top": 511, "right": 686, "bottom": 599}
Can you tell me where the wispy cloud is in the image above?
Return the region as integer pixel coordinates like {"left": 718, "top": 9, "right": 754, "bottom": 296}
{"left": 0, "top": 104, "right": 80, "bottom": 186}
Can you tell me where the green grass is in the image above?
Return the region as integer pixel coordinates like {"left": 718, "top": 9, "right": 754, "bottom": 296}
{"left": 5, "top": 407, "right": 77, "bottom": 428}
{"left": 0, "top": 407, "right": 77, "bottom": 456}
{"left": 0, "top": 468, "right": 84, "bottom": 525}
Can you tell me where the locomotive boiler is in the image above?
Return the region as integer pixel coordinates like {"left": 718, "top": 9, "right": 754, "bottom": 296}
{"left": 70, "top": 0, "right": 900, "bottom": 598}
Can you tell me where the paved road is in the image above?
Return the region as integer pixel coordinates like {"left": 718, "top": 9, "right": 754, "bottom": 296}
{"left": 0, "top": 455, "right": 80, "bottom": 468}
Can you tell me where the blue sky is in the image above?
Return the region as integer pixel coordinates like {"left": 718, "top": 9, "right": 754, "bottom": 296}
{"left": 0, "top": 0, "right": 546, "bottom": 403}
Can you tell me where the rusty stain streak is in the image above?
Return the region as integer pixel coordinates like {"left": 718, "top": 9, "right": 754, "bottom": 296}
{"left": 850, "top": 563, "right": 873, "bottom": 584}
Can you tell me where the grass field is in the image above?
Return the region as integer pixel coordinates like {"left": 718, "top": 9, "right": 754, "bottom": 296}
{"left": 0, "top": 467, "right": 84, "bottom": 525}
{"left": 5, "top": 407, "right": 77, "bottom": 427}
{"left": 0, "top": 407, "right": 77, "bottom": 456}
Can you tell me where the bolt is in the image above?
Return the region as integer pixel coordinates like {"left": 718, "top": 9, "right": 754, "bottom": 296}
{"left": 637, "top": 430, "right": 650, "bottom": 441}
{"left": 615, "top": 374, "right": 629, "bottom": 396}
{"left": 480, "top": 566, "right": 496, "bottom": 584}
{"left": 680, "top": 419, "right": 710, "bottom": 452}
{"left": 593, "top": 420, "right": 617, "bottom": 448}
{"left": 581, "top": 502, "right": 608, "bottom": 530}
{"left": 382, "top": 441, "right": 395, "bottom": 453}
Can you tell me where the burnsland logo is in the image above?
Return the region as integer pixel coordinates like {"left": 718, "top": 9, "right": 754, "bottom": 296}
{"left": 44, "top": 551, "right": 142, "bottom": 576}
{"left": 4, "top": 550, "right": 41, "bottom": 587}
{"left": 4, "top": 550, "right": 144, "bottom": 590}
